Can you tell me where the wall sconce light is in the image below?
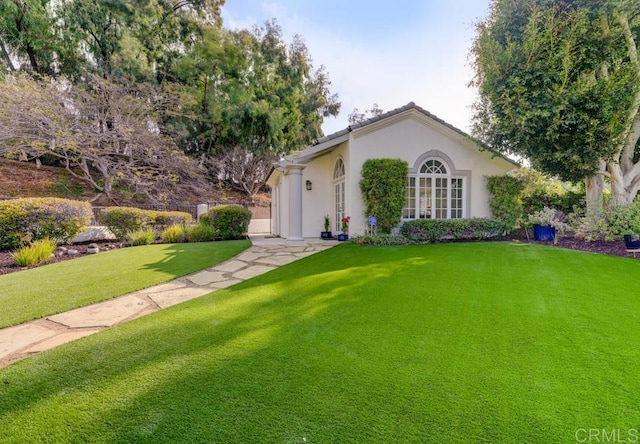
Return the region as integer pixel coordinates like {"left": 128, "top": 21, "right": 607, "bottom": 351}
{"left": 306, "top": 180, "right": 312, "bottom": 191}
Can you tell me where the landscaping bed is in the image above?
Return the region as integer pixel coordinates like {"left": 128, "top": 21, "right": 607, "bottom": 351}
{"left": 0, "top": 241, "right": 123, "bottom": 275}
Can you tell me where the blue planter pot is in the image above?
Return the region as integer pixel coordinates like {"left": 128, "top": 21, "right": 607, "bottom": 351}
{"left": 337, "top": 234, "right": 349, "bottom": 241}
{"left": 624, "top": 234, "right": 640, "bottom": 249}
{"left": 533, "top": 225, "right": 556, "bottom": 241}
{"left": 321, "top": 231, "right": 332, "bottom": 239}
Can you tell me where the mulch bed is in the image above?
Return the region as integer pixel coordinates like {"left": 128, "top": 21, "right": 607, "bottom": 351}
{"left": 0, "top": 235, "right": 636, "bottom": 277}
{"left": 0, "top": 241, "right": 123, "bottom": 276}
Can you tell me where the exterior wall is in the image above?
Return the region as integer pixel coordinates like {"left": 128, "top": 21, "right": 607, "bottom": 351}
{"left": 300, "top": 143, "right": 347, "bottom": 238}
{"left": 347, "top": 111, "right": 515, "bottom": 235}
{"left": 269, "top": 110, "right": 516, "bottom": 240}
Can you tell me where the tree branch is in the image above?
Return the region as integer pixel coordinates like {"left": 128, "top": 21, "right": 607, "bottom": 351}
{"left": 618, "top": 13, "right": 640, "bottom": 171}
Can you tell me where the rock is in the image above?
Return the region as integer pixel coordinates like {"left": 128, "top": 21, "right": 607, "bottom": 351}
{"left": 86, "top": 247, "right": 99, "bottom": 254}
{"left": 67, "top": 249, "right": 79, "bottom": 255}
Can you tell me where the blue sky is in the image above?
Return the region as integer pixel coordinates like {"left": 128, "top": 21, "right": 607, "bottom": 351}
{"left": 221, "top": 0, "right": 492, "bottom": 136}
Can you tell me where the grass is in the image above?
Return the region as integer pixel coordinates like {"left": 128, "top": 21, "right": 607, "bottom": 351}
{"left": 0, "top": 240, "right": 250, "bottom": 328}
{"left": 1, "top": 242, "right": 640, "bottom": 442}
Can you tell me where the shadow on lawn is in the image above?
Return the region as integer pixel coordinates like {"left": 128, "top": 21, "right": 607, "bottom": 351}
{"left": 0, "top": 244, "right": 437, "bottom": 441}
{"left": 137, "top": 240, "right": 251, "bottom": 277}
{"left": 5, "top": 242, "right": 637, "bottom": 441}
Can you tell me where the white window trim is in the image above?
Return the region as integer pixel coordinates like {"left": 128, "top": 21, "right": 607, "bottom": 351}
{"left": 403, "top": 151, "right": 471, "bottom": 220}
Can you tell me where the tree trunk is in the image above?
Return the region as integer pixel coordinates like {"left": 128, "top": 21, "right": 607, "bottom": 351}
{"left": 585, "top": 174, "right": 605, "bottom": 214}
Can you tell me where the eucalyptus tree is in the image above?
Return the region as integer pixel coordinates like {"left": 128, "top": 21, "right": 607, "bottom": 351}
{"left": 471, "top": 0, "right": 640, "bottom": 207}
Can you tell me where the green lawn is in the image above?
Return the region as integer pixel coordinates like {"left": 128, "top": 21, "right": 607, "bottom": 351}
{"left": 1, "top": 242, "right": 640, "bottom": 442}
{"left": 0, "top": 240, "right": 250, "bottom": 328}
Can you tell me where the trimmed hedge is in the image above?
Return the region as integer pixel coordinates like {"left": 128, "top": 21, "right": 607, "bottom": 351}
{"left": 151, "top": 211, "right": 192, "bottom": 229}
{"left": 0, "top": 198, "right": 92, "bottom": 250}
{"left": 201, "top": 205, "right": 251, "bottom": 240}
{"left": 360, "top": 158, "right": 408, "bottom": 233}
{"left": 99, "top": 207, "right": 153, "bottom": 239}
{"left": 401, "top": 218, "right": 508, "bottom": 243}
{"left": 98, "top": 207, "right": 192, "bottom": 239}
{"left": 486, "top": 175, "right": 524, "bottom": 230}
{"left": 351, "top": 234, "right": 415, "bottom": 246}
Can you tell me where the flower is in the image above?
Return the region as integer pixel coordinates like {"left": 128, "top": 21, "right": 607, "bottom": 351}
{"left": 341, "top": 216, "right": 350, "bottom": 233}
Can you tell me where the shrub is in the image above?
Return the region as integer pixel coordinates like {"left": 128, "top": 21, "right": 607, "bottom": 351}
{"left": 486, "top": 175, "right": 524, "bottom": 230}
{"left": 0, "top": 198, "right": 92, "bottom": 250}
{"left": 161, "top": 224, "right": 188, "bottom": 243}
{"left": 151, "top": 211, "right": 192, "bottom": 229}
{"left": 186, "top": 223, "right": 218, "bottom": 242}
{"left": 202, "top": 205, "right": 252, "bottom": 240}
{"left": 350, "top": 234, "right": 414, "bottom": 246}
{"left": 11, "top": 238, "right": 58, "bottom": 267}
{"left": 521, "top": 188, "right": 585, "bottom": 215}
{"left": 359, "top": 159, "right": 408, "bottom": 233}
{"left": 126, "top": 228, "right": 156, "bottom": 246}
{"left": 401, "top": 218, "right": 508, "bottom": 243}
{"left": 99, "top": 207, "right": 153, "bottom": 239}
{"left": 575, "top": 202, "right": 640, "bottom": 241}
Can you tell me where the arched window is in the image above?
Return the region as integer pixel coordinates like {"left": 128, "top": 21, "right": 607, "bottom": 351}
{"left": 333, "top": 158, "right": 345, "bottom": 180}
{"left": 403, "top": 158, "right": 464, "bottom": 220}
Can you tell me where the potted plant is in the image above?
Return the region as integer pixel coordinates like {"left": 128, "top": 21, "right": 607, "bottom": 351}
{"left": 321, "top": 214, "right": 332, "bottom": 239}
{"left": 338, "top": 216, "right": 350, "bottom": 241}
{"left": 524, "top": 207, "right": 569, "bottom": 243}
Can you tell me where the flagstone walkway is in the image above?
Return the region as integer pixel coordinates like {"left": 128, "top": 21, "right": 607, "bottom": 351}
{"left": 0, "top": 236, "right": 337, "bottom": 368}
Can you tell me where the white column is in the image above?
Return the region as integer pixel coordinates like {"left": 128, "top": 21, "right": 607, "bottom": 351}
{"left": 285, "top": 164, "right": 306, "bottom": 241}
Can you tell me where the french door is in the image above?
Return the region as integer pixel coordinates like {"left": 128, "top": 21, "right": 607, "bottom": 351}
{"left": 334, "top": 180, "right": 345, "bottom": 232}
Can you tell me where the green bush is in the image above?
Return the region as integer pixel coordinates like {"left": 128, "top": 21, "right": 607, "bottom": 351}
{"left": 161, "top": 224, "right": 188, "bottom": 243}
{"left": 486, "top": 175, "right": 524, "bottom": 230}
{"left": 350, "top": 234, "right": 414, "bottom": 246}
{"left": 186, "top": 223, "right": 218, "bottom": 242}
{"left": 522, "top": 188, "right": 585, "bottom": 215}
{"left": 126, "top": 228, "right": 156, "bottom": 246}
{"left": 359, "top": 159, "right": 408, "bottom": 233}
{"left": 575, "top": 202, "right": 640, "bottom": 241}
{"left": 11, "top": 238, "right": 58, "bottom": 267}
{"left": 0, "top": 198, "right": 92, "bottom": 250}
{"left": 401, "top": 218, "right": 508, "bottom": 243}
{"left": 151, "top": 211, "right": 192, "bottom": 229}
{"left": 202, "top": 205, "right": 251, "bottom": 240}
{"left": 99, "top": 207, "right": 153, "bottom": 239}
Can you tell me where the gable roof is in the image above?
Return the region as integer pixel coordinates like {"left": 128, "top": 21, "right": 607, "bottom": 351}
{"left": 289, "top": 101, "right": 518, "bottom": 167}
{"left": 265, "top": 102, "right": 520, "bottom": 187}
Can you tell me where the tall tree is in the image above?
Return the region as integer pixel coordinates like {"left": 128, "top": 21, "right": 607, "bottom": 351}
{"left": 471, "top": 0, "right": 640, "bottom": 208}
{"left": 0, "top": 73, "right": 198, "bottom": 203}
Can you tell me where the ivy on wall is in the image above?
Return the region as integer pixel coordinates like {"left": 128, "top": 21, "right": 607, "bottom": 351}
{"left": 360, "top": 158, "right": 408, "bottom": 233}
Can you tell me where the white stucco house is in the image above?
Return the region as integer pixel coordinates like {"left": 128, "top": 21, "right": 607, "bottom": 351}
{"left": 266, "top": 102, "right": 518, "bottom": 240}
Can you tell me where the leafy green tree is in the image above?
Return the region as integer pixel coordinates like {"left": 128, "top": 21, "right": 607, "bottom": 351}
{"left": 471, "top": 0, "right": 640, "bottom": 208}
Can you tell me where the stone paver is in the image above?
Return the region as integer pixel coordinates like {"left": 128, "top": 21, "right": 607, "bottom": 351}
{"left": 232, "top": 264, "right": 277, "bottom": 280}
{"left": 186, "top": 270, "right": 227, "bottom": 286}
{"left": 49, "top": 294, "right": 153, "bottom": 328}
{"left": 0, "top": 324, "right": 58, "bottom": 357}
{"left": 147, "top": 287, "right": 211, "bottom": 309}
{"left": 0, "top": 236, "right": 338, "bottom": 368}
{"left": 24, "top": 329, "right": 103, "bottom": 354}
{"left": 211, "top": 260, "right": 247, "bottom": 273}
